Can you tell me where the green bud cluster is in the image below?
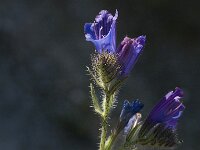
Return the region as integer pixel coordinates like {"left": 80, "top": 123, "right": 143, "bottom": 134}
{"left": 88, "top": 52, "right": 125, "bottom": 94}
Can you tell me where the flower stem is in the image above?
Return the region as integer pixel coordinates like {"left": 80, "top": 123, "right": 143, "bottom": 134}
{"left": 100, "top": 119, "right": 107, "bottom": 150}
{"left": 99, "top": 93, "right": 111, "bottom": 150}
{"left": 105, "top": 131, "right": 117, "bottom": 150}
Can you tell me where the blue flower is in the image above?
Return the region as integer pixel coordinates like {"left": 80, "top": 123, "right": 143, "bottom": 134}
{"left": 120, "top": 100, "right": 144, "bottom": 127}
{"left": 115, "top": 100, "right": 144, "bottom": 135}
{"left": 139, "top": 87, "right": 185, "bottom": 138}
{"left": 117, "top": 36, "right": 146, "bottom": 77}
{"left": 84, "top": 10, "right": 118, "bottom": 53}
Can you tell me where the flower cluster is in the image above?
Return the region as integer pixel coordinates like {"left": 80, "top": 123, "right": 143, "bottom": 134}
{"left": 84, "top": 10, "right": 185, "bottom": 150}
{"left": 85, "top": 10, "right": 146, "bottom": 93}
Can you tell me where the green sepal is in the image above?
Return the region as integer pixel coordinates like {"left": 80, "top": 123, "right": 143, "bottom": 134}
{"left": 136, "top": 123, "right": 180, "bottom": 148}
{"left": 126, "top": 124, "right": 142, "bottom": 143}
{"left": 108, "top": 77, "right": 127, "bottom": 95}
{"left": 121, "top": 124, "right": 142, "bottom": 150}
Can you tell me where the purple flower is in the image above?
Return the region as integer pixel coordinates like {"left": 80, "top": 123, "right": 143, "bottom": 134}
{"left": 117, "top": 36, "right": 146, "bottom": 77}
{"left": 139, "top": 87, "right": 185, "bottom": 138}
{"left": 85, "top": 10, "right": 146, "bottom": 85}
{"left": 149, "top": 87, "right": 184, "bottom": 127}
{"left": 84, "top": 10, "right": 118, "bottom": 53}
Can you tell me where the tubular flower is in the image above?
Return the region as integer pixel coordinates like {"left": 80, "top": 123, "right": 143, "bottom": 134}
{"left": 138, "top": 87, "right": 185, "bottom": 147}
{"left": 117, "top": 36, "right": 146, "bottom": 77}
{"left": 142, "top": 87, "right": 184, "bottom": 129}
{"left": 84, "top": 10, "right": 118, "bottom": 53}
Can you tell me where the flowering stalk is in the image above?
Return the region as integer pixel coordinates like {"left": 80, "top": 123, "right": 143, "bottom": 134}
{"left": 84, "top": 9, "right": 185, "bottom": 150}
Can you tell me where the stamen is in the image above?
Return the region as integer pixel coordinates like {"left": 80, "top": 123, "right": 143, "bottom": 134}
{"left": 99, "top": 26, "right": 103, "bottom": 39}
{"left": 93, "top": 21, "right": 98, "bottom": 39}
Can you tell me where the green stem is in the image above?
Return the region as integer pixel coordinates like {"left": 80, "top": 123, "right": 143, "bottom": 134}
{"left": 105, "top": 120, "right": 126, "bottom": 150}
{"left": 100, "top": 119, "right": 107, "bottom": 150}
{"left": 99, "top": 93, "right": 111, "bottom": 150}
{"left": 105, "top": 131, "right": 117, "bottom": 150}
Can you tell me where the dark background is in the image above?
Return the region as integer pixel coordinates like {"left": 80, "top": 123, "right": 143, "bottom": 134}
{"left": 0, "top": 0, "right": 199, "bottom": 150}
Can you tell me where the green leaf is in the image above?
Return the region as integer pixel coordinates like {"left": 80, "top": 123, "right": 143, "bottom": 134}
{"left": 90, "top": 83, "right": 103, "bottom": 115}
{"left": 87, "top": 66, "right": 104, "bottom": 89}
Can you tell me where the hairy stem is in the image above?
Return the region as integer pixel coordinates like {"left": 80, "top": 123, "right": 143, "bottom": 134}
{"left": 100, "top": 119, "right": 107, "bottom": 150}
{"left": 105, "top": 131, "right": 117, "bottom": 150}
{"left": 99, "top": 93, "right": 111, "bottom": 150}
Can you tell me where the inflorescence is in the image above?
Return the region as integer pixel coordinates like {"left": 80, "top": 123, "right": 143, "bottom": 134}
{"left": 84, "top": 10, "right": 185, "bottom": 150}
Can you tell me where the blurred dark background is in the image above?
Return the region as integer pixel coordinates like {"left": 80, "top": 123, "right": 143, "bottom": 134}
{"left": 0, "top": 0, "right": 199, "bottom": 149}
